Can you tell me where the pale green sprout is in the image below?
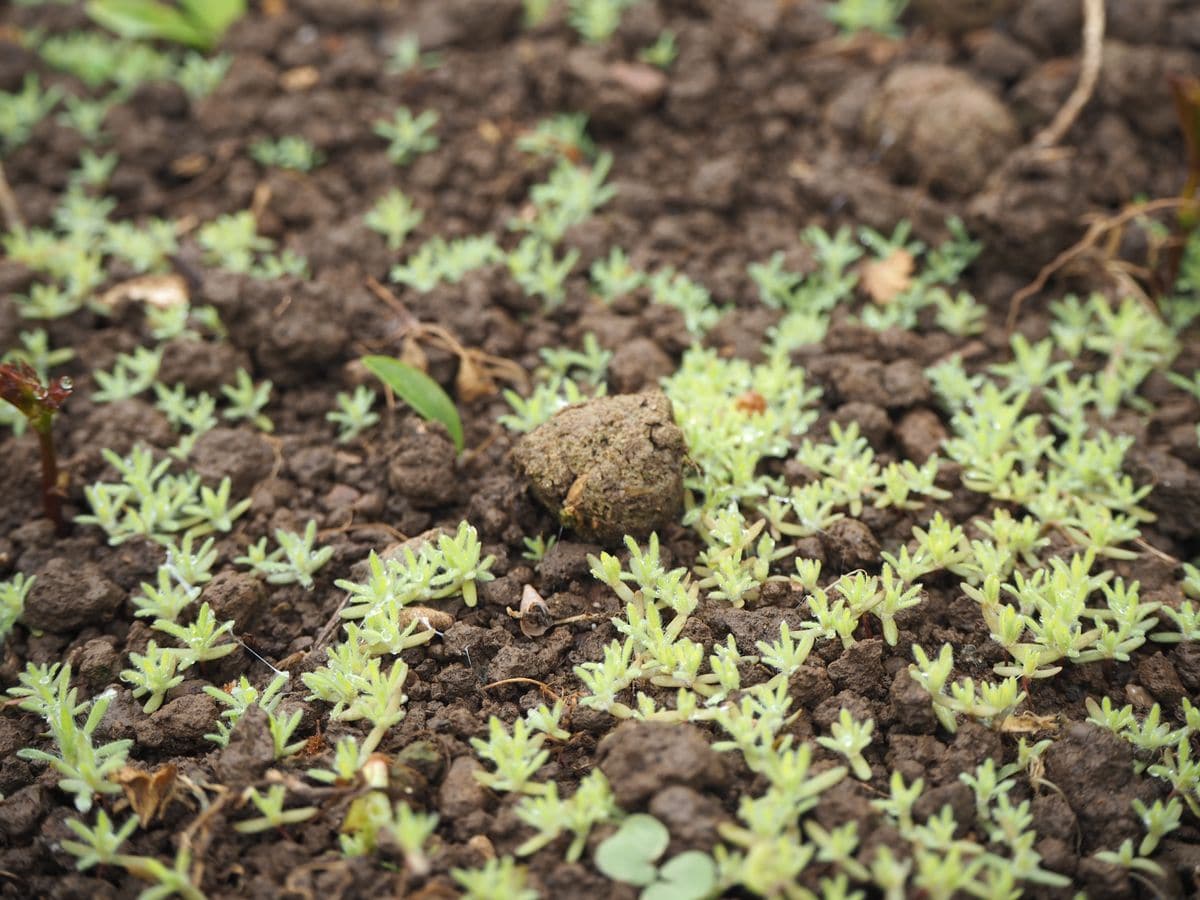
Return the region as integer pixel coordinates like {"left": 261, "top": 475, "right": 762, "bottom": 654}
{"left": 234, "top": 785, "right": 317, "bottom": 833}
{"left": 374, "top": 107, "right": 439, "bottom": 166}
{"left": 453, "top": 856, "right": 538, "bottom": 900}
{"left": 0, "top": 573, "right": 34, "bottom": 640}
{"left": 221, "top": 369, "right": 273, "bottom": 431}
{"left": 364, "top": 188, "right": 423, "bottom": 250}
{"left": 176, "top": 52, "right": 232, "bottom": 98}
{"left": 755, "top": 623, "right": 814, "bottom": 677}
{"left": 387, "top": 33, "right": 440, "bottom": 73}
{"left": 639, "top": 29, "right": 677, "bottom": 68}
{"left": 816, "top": 708, "right": 875, "bottom": 780}
{"left": 307, "top": 735, "right": 367, "bottom": 784}
{"left": 909, "top": 644, "right": 1026, "bottom": 733}
{"left": 236, "top": 520, "right": 334, "bottom": 590}
{"left": 508, "top": 236, "right": 579, "bottom": 308}
{"left": 11, "top": 665, "right": 131, "bottom": 812}
{"left": 0, "top": 74, "right": 63, "bottom": 154}
{"left": 1093, "top": 838, "right": 1164, "bottom": 878}
{"left": 154, "top": 602, "right": 236, "bottom": 664}
{"left": 521, "top": 533, "right": 557, "bottom": 562}
{"left": 93, "top": 346, "right": 162, "bottom": 403}
{"left": 61, "top": 809, "right": 138, "bottom": 870}
{"left": 250, "top": 135, "right": 323, "bottom": 171}
{"left": 1133, "top": 796, "right": 1182, "bottom": 856}
{"left": 471, "top": 716, "right": 551, "bottom": 795}
{"left": 327, "top": 385, "right": 380, "bottom": 442}
{"left": 515, "top": 769, "right": 616, "bottom": 859}
{"left": 517, "top": 113, "right": 595, "bottom": 161}
{"left": 121, "top": 641, "right": 185, "bottom": 713}
{"left": 590, "top": 246, "right": 643, "bottom": 300}
{"left": 568, "top": 0, "right": 638, "bottom": 42}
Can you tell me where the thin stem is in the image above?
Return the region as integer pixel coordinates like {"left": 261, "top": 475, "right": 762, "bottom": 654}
{"left": 35, "top": 424, "right": 65, "bottom": 536}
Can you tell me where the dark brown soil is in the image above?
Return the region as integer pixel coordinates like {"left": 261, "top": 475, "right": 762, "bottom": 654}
{"left": 2, "top": 1, "right": 1200, "bottom": 898}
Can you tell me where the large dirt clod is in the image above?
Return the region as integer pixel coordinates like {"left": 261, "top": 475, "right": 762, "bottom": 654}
{"left": 512, "top": 392, "right": 686, "bottom": 545}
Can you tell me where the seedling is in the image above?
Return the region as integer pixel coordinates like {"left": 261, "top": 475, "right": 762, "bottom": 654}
{"left": 594, "top": 814, "right": 717, "bottom": 900}
{"left": 236, "top": 520, "right": 334, "bottom": 590}
{"left": 0, "top": 573, "right": 34, "bottom": 641}
{"left": 453, "top": 856, "right": 538, "bottom": 900}
{"left": 0, "top": 362, "right": 73, "bottom": 534}
{"left": 374, "top": 108, "right": 439, "bottom": 166}
{"left": 639, "top": 31, "right": 677, "bottom": 69}
{"left": 327, "top": 385, "right": 380, "bottom": 442}
{"left": 361, "top": 354, "right": 464, "bottom": 453}
{"left": 234, "top": 785, "right": 317, "bottom": 833}
{"left": 826, "top": 0, "right": 907, "bottom": 38}
{"left": 364, "top": 188, "right": 423, "bottom": 250}
{"left": 250, "top": 135, "right": 322, "bottom": 172}
{"left": 87, "top": 0, "right": 247, "bottom": 50}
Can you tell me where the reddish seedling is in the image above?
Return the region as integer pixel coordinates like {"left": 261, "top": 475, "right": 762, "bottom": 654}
{"left": 0, "top": 362, "right": 72, "bottom": 534}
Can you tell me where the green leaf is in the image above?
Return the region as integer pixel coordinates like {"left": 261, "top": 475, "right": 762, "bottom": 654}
{"left": 361, "top": 355, "right": 464, "bottom": 453}
{"left": 642, "top": 852, "right": 717, "bottom": 900}
{"left": 86, "top": 0, "right": 206, "bottom": 47}
{"left": 180, "top": 0, "right": 246, "bottom": 42}
{"left": 595, "top": 814, "right": 670, "bottom": 887}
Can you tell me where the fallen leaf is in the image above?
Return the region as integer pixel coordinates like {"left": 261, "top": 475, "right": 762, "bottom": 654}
{"left": 116, "top": 763, "right": 178, "bottom": 825}
{"left": 280, "top": 66, "right": 319, "bottom": 92}
{"left": 170, "top": 153, "right": 209, "bottom": 178}
{"left": 399, "top": 334, "right": 428, "bottom": 372}
{"left": 507, "top": 584, "right": 553, "bottom": 638}
{"left": 456, "top": 354, "right": 497, "bottom": 404}
{"left": 861, "top": 249, "right": 914, "bottom": 305}
{"left": 98, "top": 274, "right": 188, "bottom": 311}
{"left": 396, "top": 606, "right": 455, "bottom": 633}
{"left": 734, "top": 390, "right": 767, "bottom": 415}
{"left": 999, "top": 712, "right": 1060, "bottom": 734}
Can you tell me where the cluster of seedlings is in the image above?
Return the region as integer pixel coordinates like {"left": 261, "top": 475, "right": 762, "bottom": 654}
{"left": 2, "top": 0, "right": 1200, "bottom": 898}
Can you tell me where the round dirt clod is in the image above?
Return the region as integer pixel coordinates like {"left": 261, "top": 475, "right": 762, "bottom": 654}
{"left": 512, "top": 392, "right": 686, "bottom": 545}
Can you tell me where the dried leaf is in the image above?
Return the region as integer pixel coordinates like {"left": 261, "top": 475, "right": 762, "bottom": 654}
{"left": 98, "top": 274, "right": 189, "bottom": 310}
{"left": 116, "top": 763, "right": 178, "bottom": 825}
{"left": 170, "top": 153, "right": 209, "bottom": 178}
{"left": 396, "top": 605, "right": 455, "bottom": 633}
{"left": 507, "top": 584, "right": 553, "bottom": 638}
{"left": 861, "top": 249, "right": 914, "bottom": 304}
{"left": 734, "top": 390, "right": 767, "bottom": 415}
{"left": 999, "top": 712, "right": 1060, "bottom": 734}
{"left": 456, "top": 354, "right": 497, "bottom": 404}
{"left": 399, "top": 334, "right": 428, "bottom": 372}
{"left": 280, "top": 65, "right": 319, "bottom": 91}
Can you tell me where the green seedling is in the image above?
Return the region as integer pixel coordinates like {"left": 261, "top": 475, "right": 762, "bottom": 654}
{"left": 826, "top": 0, "right": 907, "bottom": 37}
{"left": 87, "top": 0, "right": 246, "bottom": 50}
{"left": 594, "top": 814, "right": 717, "bottom": 900}
{"left": 639, "top": 30, "right": 677, "bottom": 69}
{"left": 364, "top": 188, "right": 423, "bottom": 250}
{"left": 374, "top": 107, "right": 439, "bottom": 166}
{"left": 0, "top": 573, "right": 34, "bottom": 641}
{"left": 453, "top": 856, "right": 539, "bottom": 900}
{"left": 327, "top": 385, "right": 380, "bottom": 442}
{"left": 0, "top": 362, "right": 72, "bottom": 534}
{"left": 250, "top": 135, "right": 322, "bottom": 172}
{"left": 234, "top": 785, "right": 317, "bottom": 834}
{"left": 361, "top": 355, "right": 464, "bottom": 453}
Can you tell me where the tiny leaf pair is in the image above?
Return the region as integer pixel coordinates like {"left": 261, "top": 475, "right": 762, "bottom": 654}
{"left": 594, "top": 814, "right": 716, "bottom": 900}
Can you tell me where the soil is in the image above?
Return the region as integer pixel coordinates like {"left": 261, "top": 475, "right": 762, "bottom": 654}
{"left": 2, "top": 1, "right": 1200, "bottom": 898}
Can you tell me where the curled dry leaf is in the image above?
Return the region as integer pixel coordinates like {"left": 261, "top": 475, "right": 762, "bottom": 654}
{"left": 97, "top": 274, "right": 189, "bottom": 311}
{"left": 507, "top": 584, "right": 553, "bottom": 638}
{"left": 116, "top": 763, "right": 178, "bottom": 825}
{"left": 280, "top": 65, "right": 320, "bottom": 91}
{"left": 861, "top": 248, "right": 914, "bottom": 304}
{"left": 396, "top": 605, "right": 455, "bottom": 634}
{"left": 456, "top": 354, "right": 498, "bottom": 404}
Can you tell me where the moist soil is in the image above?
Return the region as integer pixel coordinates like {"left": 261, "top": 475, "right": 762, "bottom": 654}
{"left": 2, "top": 1, "right": 1200, "bottom": 898}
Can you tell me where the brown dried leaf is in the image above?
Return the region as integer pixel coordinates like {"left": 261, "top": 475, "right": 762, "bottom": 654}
{"left": 170, "top": 153, "right": 209, "bottom": 178}
{"left": 456, "top": 354, "right": 497, "bottom": 404}
{"left": 999, "top": 712, "right": 1060, "bottom": 734}
{"left": 508, "top": 584, "right": 553, "bottom": 638}
{"left": 400, "top": 334, "right": 428, "bottom": 372}
{"left": 116, "top": 763, "right": 178, "bottom": 825}
{"left": 861, "top": 249, "right": 914, "bottom": 304}
{"left": 98, "top": 274, "right": 188, "bottom": 311}
{"left": 280, "top": 66, "right": 319, "bottom": 91}
{"left": 396, "top": 605, "right": 455, "bottom": 633}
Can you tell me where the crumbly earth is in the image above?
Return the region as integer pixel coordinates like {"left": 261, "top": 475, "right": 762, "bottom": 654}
{"left": 0, "top": 0, "right": 1199, "bottom": 898}
{"left": 513, "top": 392, "right": 686, "bottom": 544}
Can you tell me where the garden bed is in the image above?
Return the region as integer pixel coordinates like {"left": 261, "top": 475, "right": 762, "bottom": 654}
{"left": 1, "top": 1, "right": 1200, "bottom": 898}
